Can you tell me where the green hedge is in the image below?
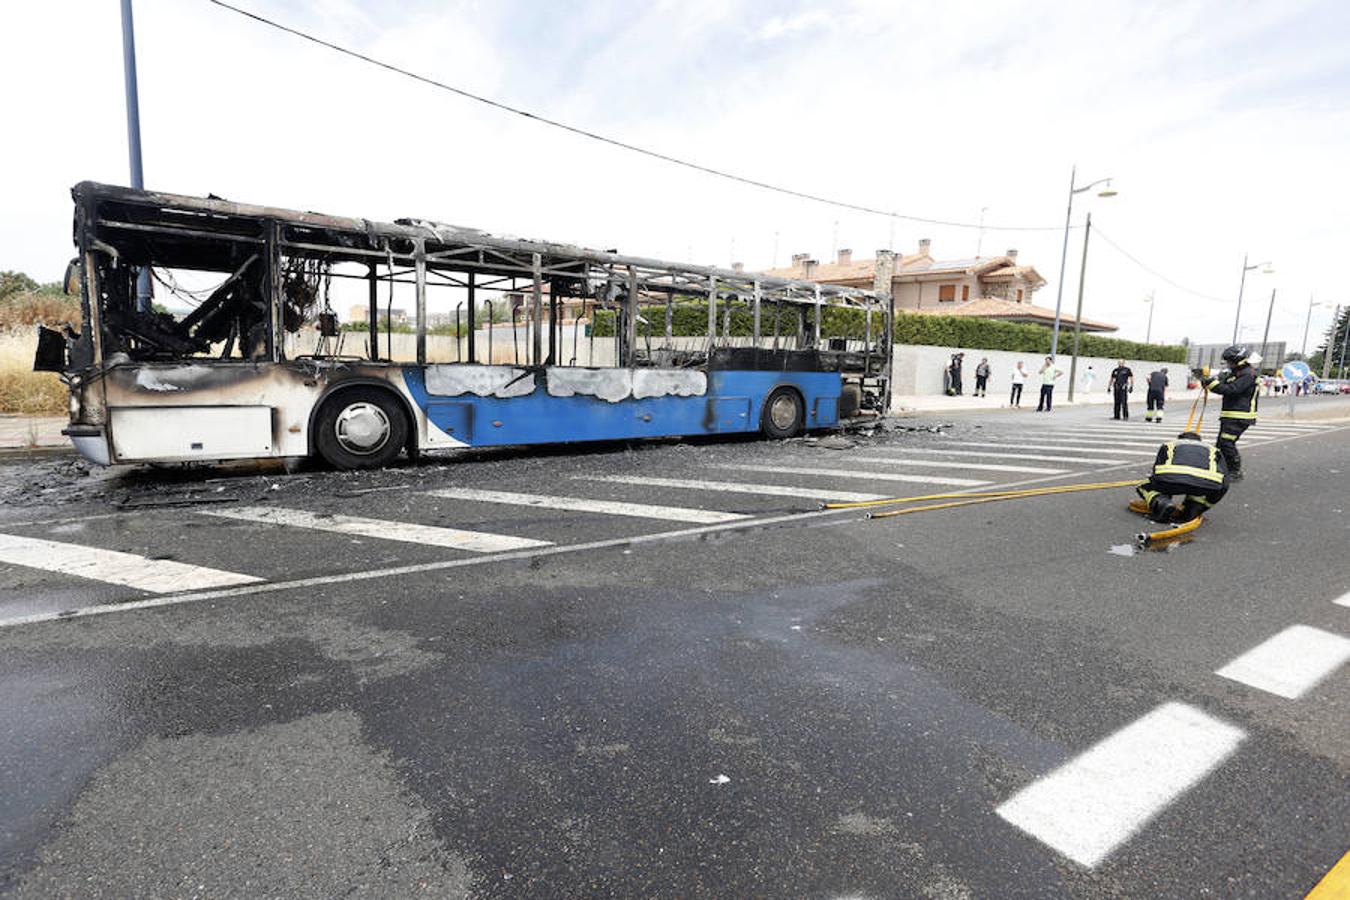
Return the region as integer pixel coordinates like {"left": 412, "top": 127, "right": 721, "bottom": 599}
{"left": 592, "top": 301, "right": 1185, "bottom": 363}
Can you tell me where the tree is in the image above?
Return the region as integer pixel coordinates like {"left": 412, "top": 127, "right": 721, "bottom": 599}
{"left": 0, "top": 271, "right": 39, "bottom": 301}
{"left": 1312, "top": 306, "right": 1350, "bottom": 377}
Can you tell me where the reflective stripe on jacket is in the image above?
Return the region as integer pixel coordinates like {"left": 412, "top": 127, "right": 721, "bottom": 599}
{"left": 1152, "top": 441, "right": 1228, "bottom": 486}
{"left": 1204, "top": 366, "right": 1258, "bottom": 420}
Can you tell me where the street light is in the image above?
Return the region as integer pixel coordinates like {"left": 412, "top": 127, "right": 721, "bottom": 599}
{"left": 1143, "top": 290, "right": 1156, "bottom": 344}
{"left": 1231, "top": 253, "right": 1273, "bottom": 344}
{"left": 1050, "top": 165, "right": 1117, "bottom": 358}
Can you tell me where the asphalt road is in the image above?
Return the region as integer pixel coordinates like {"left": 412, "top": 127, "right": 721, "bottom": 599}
{"left": 1, "top": 398, "right": 1347, "bottom": 898}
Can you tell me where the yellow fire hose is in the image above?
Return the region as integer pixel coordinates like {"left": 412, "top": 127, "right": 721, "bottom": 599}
{"left": 1136, "top": 515, "right": 1203, "bottom": 547}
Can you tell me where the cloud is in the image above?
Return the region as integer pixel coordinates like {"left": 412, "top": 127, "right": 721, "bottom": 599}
{"left": 755, "top": 9, "right": 834, "bottom": 41}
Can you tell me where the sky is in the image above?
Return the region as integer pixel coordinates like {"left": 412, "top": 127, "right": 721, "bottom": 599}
{"left": 3, "top": 0, "right": 1349, "bottom": 350}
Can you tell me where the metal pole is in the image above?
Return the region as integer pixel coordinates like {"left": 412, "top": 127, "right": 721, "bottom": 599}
{"left": 1144, "top": 290, "right": 1155, "bottom": 344}
{"left": 121, "top": 0, "right": 152, "bottom": 312}
{"left": 1050, "top": 164, "right": 1077, "bottom": 358}
{"left": 1259, "top": 288, "right": 1276, "bottom": 369}
{"left": 1067, "top": 211, "right": 1092, "bottom": 402}
{"left": 1231, "top": 252, "right": 1249, "bottom": 344}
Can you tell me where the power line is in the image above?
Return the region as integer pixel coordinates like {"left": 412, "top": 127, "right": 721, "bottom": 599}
{"left": 1092, "top": 226, "right": 1231, "bottom": 305}
{"left": 205, "top": 0, "right": 1065, "bottom": 233}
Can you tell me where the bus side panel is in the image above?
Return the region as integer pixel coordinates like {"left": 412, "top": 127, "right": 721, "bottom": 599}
{"left": 402, "top": 367, "right": 841, "bottom": 448}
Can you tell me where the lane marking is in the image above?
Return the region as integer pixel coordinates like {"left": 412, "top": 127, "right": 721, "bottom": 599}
{"left": 719, "top": 464, "right": 990, "bottom": 487}
{"left": 876, "top": 448, "right": 1128, "bottom": 465}
{"left": 202, "top": 505, "right": 552, "bottom": 553}
{"left": 1305, "top": 847, "right": 1350, "bottom": 900}
{"left": 1334, "top": 591, "right": 1350, "bottom": 609}
{"left": 0, "top": 533, "right": 261, "bottom": 594}
{"left": 1214, "top": 624, "right": 1350, "bottom": 699}
{"left": 831, "top": 455, "right": 1066, "bottom": 475}
{"left": 3, "top": 422, "right": 1340, "bottom": 628}
{"left": 424, "top": 487, "right": 748, "bottom": 524}
{"left": 571, "top": 474, "right": 889, "bottom": 503}
{"left": 935, "top": 441, "right": 1156, "bottom": 457}
{"left": 996, "top": 702, "right": 1245, "bottom": 868}
{"left": 1028, "top": 430, "right": 1276, "bottom": 444}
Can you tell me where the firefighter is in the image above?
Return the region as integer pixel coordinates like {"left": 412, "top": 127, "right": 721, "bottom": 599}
{"left": 1135, "top": 431, "right": 1230, "bottom": 523}
{"left": 1192, "top": 344, "right": 1259, "bottom": 480}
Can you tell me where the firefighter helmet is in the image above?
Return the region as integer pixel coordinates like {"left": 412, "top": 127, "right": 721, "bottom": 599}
{"left": 1220, "top": 345, "right": 1250, "bottom": 365}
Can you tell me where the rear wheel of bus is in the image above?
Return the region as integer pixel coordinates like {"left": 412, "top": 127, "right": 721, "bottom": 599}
{"left": 761, "top": 387, "right": 804, "bottom": 439}
{"left": 315, "top": 387, "right": 409, "bottom": 470}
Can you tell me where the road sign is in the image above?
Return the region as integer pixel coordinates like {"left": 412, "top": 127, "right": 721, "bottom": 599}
{"left": 1282, "top": 360, "right": 1311, "bottom": 382}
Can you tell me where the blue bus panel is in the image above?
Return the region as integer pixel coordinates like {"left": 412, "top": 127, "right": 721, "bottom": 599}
{"left": 402, "top": 368, "right": 841, "bottom": 448}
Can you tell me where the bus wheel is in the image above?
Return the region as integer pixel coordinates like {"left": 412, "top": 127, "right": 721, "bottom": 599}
{"left": 761, "top": 387, "right": 804, "bottom": 439}
{"left": 315, "top": 388, "right": 409, "bottom": 470}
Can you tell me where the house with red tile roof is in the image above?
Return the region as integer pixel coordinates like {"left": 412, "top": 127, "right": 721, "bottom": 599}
{"left": 765, "top": 240, "right": 1117, "bottom": 333}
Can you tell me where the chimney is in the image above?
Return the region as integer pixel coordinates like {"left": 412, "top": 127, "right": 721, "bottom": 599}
{"left": 918, "top": 238, "right": 932, "bottom": 257}
{"left": 732, "top": 261, "right": 744, "bottom": 273}
{"left": 873, "top": 249, "right": 896, "bottom": 294}
{"left": 790, "top": 252, "right": 809, "bottom": 269}
{"left": 837, "top": 248, "right": 852, "bottom": 266}
{"left": 802, "top": 259, "right": 818, "bottom": 278}
{"left": 1006, "top": 248, "right": 1018, "bottom": 262}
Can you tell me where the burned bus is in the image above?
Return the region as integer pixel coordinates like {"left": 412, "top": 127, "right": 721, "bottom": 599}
{"left": 37, "top": 182, "right": 892, "bottom": 469}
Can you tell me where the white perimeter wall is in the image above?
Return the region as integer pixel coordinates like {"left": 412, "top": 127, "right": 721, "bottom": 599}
{"left": 892, "top": 344, "right": 1180, "bottom": 398}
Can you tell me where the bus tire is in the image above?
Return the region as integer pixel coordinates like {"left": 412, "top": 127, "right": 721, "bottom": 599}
{"left": 315, "top": 387, "right": 409, "bottom": 470}
{"left": 761, "top": 387, "right": 804, "bottom": 439}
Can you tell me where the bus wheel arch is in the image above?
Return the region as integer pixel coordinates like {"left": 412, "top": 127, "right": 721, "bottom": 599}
{"left": 310, "top": 382, "right": 414, "bottom": 470}
{"left": 761, "top": 385, "right": 805, "bottom": 438}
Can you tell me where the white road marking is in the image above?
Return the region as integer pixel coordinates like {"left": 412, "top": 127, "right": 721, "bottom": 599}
{"left": 1335, "top": 591, "right": 1350, "bottom": 609}
{"left": 571, "top": 474, "right": 889, "bottom": 502}
{"left": 0, "top": 464, "right": 1133, "bottom": 630}
{"left": 202, "top": 506, "right": 551, "bottom": 553}
{"left": 1214, "top": 624, "right": 1350, "bottom": 699}
{"left": 719, "top": 464, "right": 990, "bottom": 487}
{"left": 878, "top": 448, "right": 1129, "bottom": 465}
{"left": 834, "top": 456, "right": 1066, "bottom": 475}
{"left": 935, "top": 441, "right": 1156, "bottom": 457}
{"left": 424, "top": 487, "right": 748, "bottom": 523}
{"left": 995, "top": 702, "right": 1245, "bottom": 868}
{"left": 0, "top": 533, "right": 262, "bottom": 594}
{"left": 1036, "top": 429, "right": 1275, "bottom": 444}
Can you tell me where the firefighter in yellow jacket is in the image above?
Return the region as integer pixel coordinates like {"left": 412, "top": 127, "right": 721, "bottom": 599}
{"left": 1135, "top": 432, "right": 1231, "bottom": 523}
{"left": 1192, "top": 344, "right": 1259, "bottom": 481}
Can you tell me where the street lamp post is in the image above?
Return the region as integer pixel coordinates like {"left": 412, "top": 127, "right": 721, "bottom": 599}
{"left": 1231, "top": 253, "right": 1273, "bottom": 345}
{"left": 1050, "top": 165, "right": 1116, "bottom": 358}
{"left": 1143, "top": 290, "right": 1156, "bottom": 344}
{"left": 1324, "top": 305, "right": 1341, "bottom": 379}
{"left": 120, "top": 0, "right": 151, "bottom": 311}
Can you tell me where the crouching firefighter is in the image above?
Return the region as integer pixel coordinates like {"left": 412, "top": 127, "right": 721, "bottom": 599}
{"left": 1193, "top": 344, "right": 1259, "bottom": 481}
{"left": 1135, "top": 431, "right": 1230, "bottom": 523}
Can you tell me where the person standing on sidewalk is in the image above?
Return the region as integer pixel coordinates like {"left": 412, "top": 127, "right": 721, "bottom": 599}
{"left": 974, "top": 358, "right": 991, "bottom": 397}
{"left": 1081, "top": 365, "right": 1097, "bottom": 394}
{"left": 1036, "top": 356, "right": 1062, "bottom": 411}
{"left": 1109, "top": 359, "right": 1135, "bottom": 419}
{"left": 1010, "top": 361, "right": 1027, "bottom": 407}
{"left": 1144, "top": 367, "right": 1169, "bottom": 422}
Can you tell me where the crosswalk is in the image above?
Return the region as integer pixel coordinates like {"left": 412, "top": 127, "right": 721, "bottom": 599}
{"left": 0, "top": 419, "right": 1339, "bottom": 608}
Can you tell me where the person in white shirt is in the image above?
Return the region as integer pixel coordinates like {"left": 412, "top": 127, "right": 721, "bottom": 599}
{"left": 1036, "top": 356, "right": 1063, "bottom": 411}
{"left": 1081, "top": 365, "right": 1097, "bottom": 392}
{"left": 1010, "top": 361, "right": 1028, "bottom": 407}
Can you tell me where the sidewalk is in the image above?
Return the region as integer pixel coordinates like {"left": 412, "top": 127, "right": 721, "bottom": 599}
{"left": 893, "top": 388, "right": 1206, "bottom": 414}
{"left": 0, "top": 415, "right": 68, "bottom": 451}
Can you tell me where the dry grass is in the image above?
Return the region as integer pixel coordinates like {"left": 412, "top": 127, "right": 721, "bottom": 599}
{"left": 0, "top": 292, "right": 81, "bottom": 415}
{"left": 0, "top": 329, "right": 68, "bottom": 415}
{"left": 0, "top": 290, "right": 80, "bottom": 329}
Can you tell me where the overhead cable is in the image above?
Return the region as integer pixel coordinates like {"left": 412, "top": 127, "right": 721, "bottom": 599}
{"left": 204, "top": 0, "right": 1064, "bottom": 232}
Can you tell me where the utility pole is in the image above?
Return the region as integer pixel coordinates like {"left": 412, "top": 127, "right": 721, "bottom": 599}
{"left": 1259, "top": 287, "right": 1276, "bottom": 369}
{"left": 1300, "top": 293, "right": 1317, "bottom": 358}
{"left": 1144, "top": 290, "right": 1155, "bottom": 344}
{"left": 1067, "top": 211, "right": 1093, "bottom": 402}
{"left": 1323, "top": 305, "right": 1341, "bottom": 380}
{"left": 121, "top": 0, "right": 151, "bottom": 311}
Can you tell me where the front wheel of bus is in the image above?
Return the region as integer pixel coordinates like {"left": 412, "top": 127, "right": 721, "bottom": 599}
{"left": 315, "top": 388, "right": 409, "bottom": 470}
{"left": 761, "top": 387, "right": 804, "bottom": 439}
